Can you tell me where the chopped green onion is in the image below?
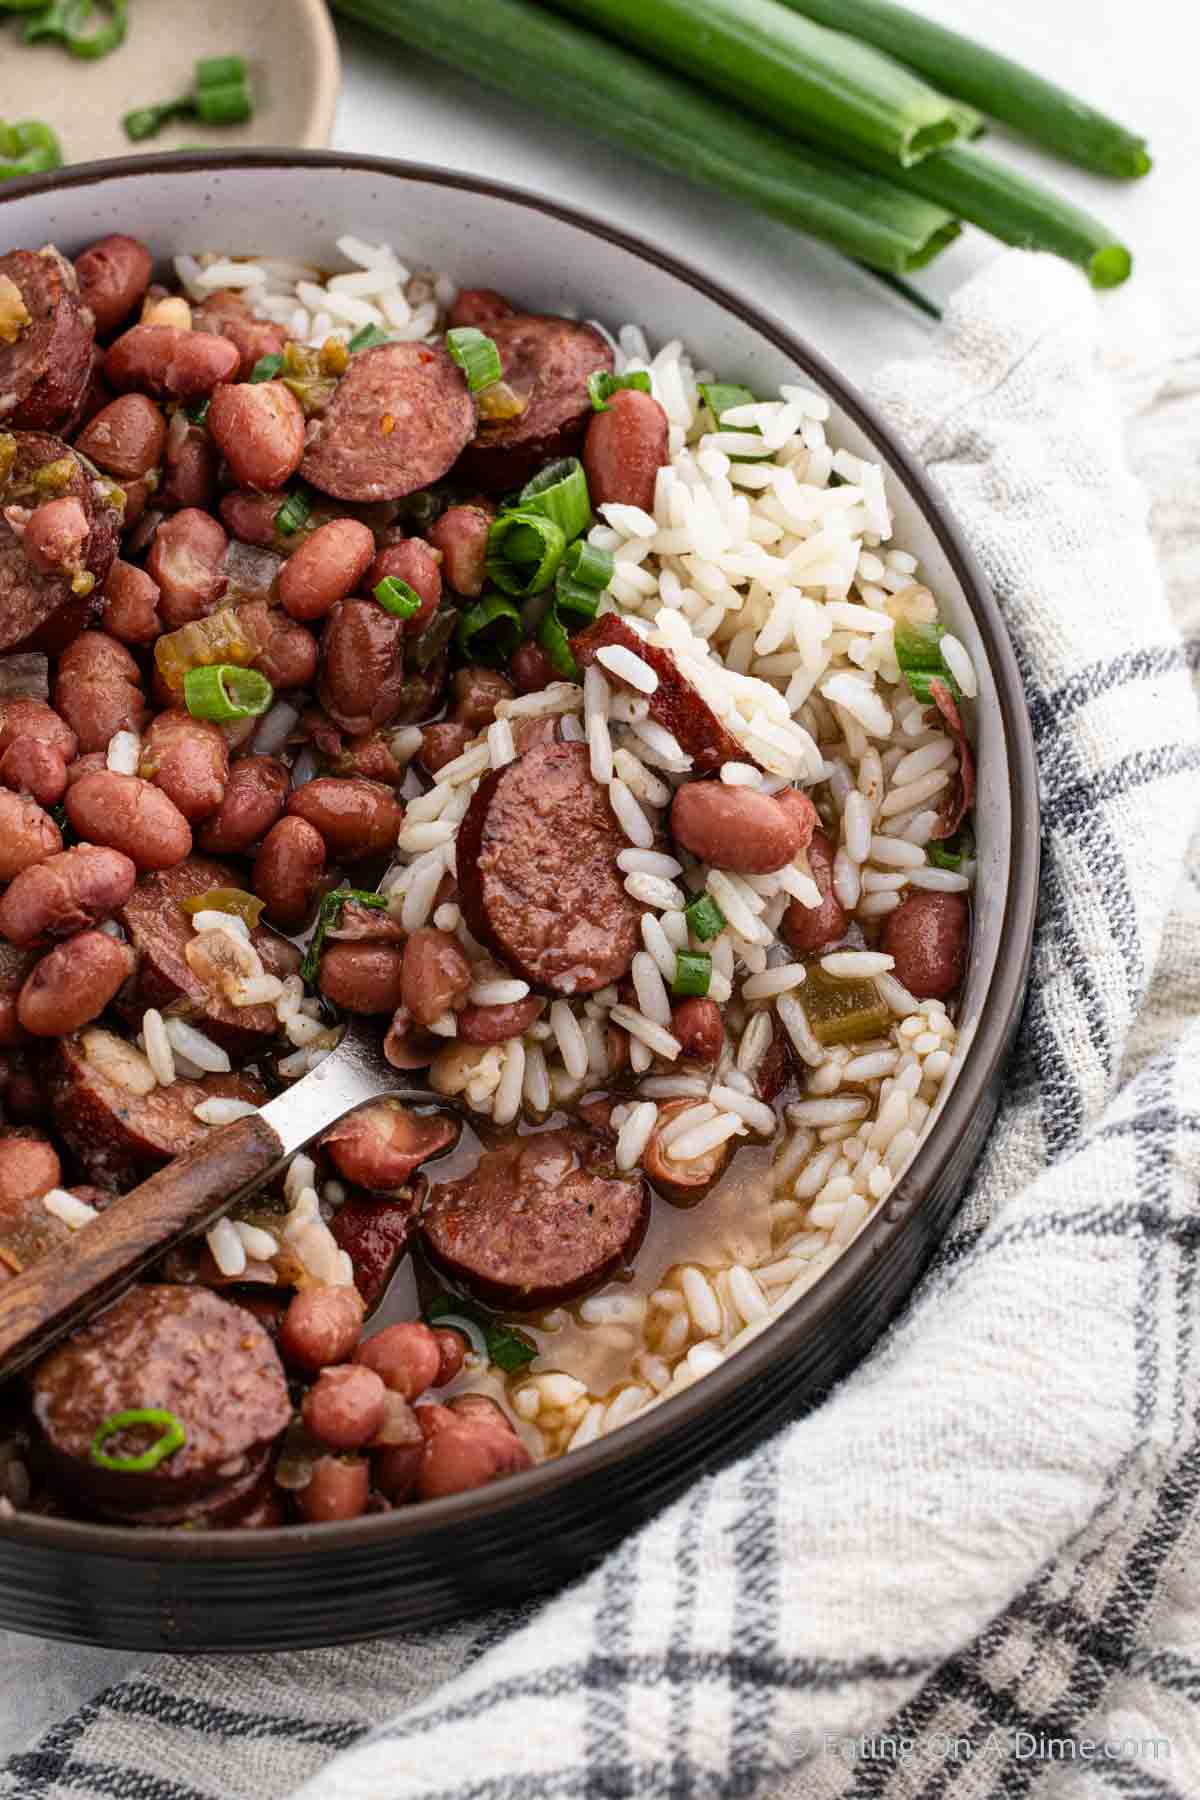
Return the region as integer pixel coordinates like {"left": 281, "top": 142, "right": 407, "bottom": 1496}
{"left": 122, "top": 105, "right": 185, "bottom": 141}
{"left": 517, "top": 456, "right": 591, "bottom": 543}
{"left": 194, "top": 80, "right": 252, "bottom": 125}
{"left": 90, "top": 1407, "right": 186, "bottom": 1473}
{"left": 347, "top": 322, "right": 389, "bottom": 354}
{"left": 587, "top": 368, "right": 652, "bottom": 412}
{"left": 185, "top": 398, "right": 210, "bottom": 426}
{"left": 273, "top": 486, "right": 312, "bottom": 535}
{"left": 559, "top": 537, "right": 613, "bottom": 592}
{"left": 24, "top": 0, "right": 127, "bottom": 58}
{"left": 486, "top": 510, "right": 565, "bottom": 597}
{"left": 249, "top": 352, "right": 283, "bottom": 383}
{"left": 698, "top": 382, "right": 756, "bottom": 424}
{"left": 446, "top": 326, "right": 503, "bottom": 394}
{"left": 301, "top": 885, "right": 389, "bottom": 986}
{"left": 194, "top": 54, "right": 246, "bottom": 87}
{"left": 425, "top": 1292, "right": 536, "bottom": 1373}
{"left": 928, "top": 824, "right": 973, "bottom": 871}
{"left": 893, "top": 621, "right": 961, "bottom": 706}
{"left": 373, "top": 576, "right": 421, "bottom": 619}
{"left": 536, "top": 605, "right": 578, "bottom": 681}
{"left": 672, "top": 950, "right": 713, "bottom": 997}
{"left": 183, "top": 663, "right": 273, "bottom": 723}
{"left": 0, "top": 119, "right": 62, "bottom": 179}
{"left": 455, "top": 590, "right": 524, "bottom": 668}
{"left": 684, "top": 892, "right": 725, "bottom": 941}
{"left": 552, "top": 577, "right": 602, "bottom": 622}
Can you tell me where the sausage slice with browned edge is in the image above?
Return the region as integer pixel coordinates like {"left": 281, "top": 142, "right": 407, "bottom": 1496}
{"left": 115, "top": 854, "right": 300, "bottom": 1055}
{"left": 457, "top": 739, "right": 642, "bottom": 996}
{"left": 30, "top": 1285, "right": 290, "bottom": 1523}
{"left": 0, "top": 248, "right": 95, "bottom": 433}
{"left": 454, "top": 313, "right": 614, "bottom": 492}
{"left": 0, "top": 433, "right": 121, "bottom": 653}
{"left": 572, "top": 614, "right": 755, "bottom": 774}
{"left": 420, "top": 1127, "right": 649, "bottom": 1310}
{"left": 300, "top": 341, "right": 474, "bottom": 503}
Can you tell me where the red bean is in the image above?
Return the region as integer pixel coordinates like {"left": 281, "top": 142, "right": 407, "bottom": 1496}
{"left": 446, "top": 288, "right": 514, "bottom": 329}
{"left": 159, "top": 420, "right": 217, "bottom": 512}
{"left": 318, "top": 943, "right": 406, "bottom": 1016}
{"left": 670, "top": 783, "right": 809, "bottom": 875}
{"left": 236, "top": 600, "right": 319, "bottom": 693}
{"left": 301, "top": 1364, "right": 387, "bottom": 1451}
{"left": 455, "top": 998, "right": 543, "bottom": 1045}
{"left": 197, "top": 754, "right": 289, "bottom": 855}
{"left": 671, "top": 997, "right": 724, "bottom": 1064}
{"left": 297, "top": 1454, "right": 370, "bottom": 1523}
{"left": 453, "top": 666, "right": 513, "bottom": 732}
{"left": 0, "top": 844, "right": 135, "bottom": 946}
{"left": 431, "top": 1328, "right": 466, "bottom": 1386}
{"left": 220, "top": 489, "right": 303, "bottom": 554}
{"left": 145, "top": 508, "right": 228, "bottom": 629}
{"left": 140, "top": 710, "right": 228, "bottom": 823}
{"left": 322, "top": 1100, "right": 458, "bottom": 1189}
{"left": 400, "top": 927, "right": 472, "bottom": 1029}
{"left": 16, "top": 931, "right": 134, "bottom": 1037}
{"left": 74, "top": 393, "right": 165, "bottom": 480}
{"left": 104, "top": 324, "right": 240, "bottom": 400}
{"left": 64, "top": 770, "right": 192, "bottom": 872}
{"left": 583, "top": 387, "right": 670, "bottom": 514}
{"left": 428, "top": 505, "right": 491, "bottom": 598}
{"left": 416, "top": 1421, "right": 533, "bottom": 1501}
{"left": 195, "top": 291, "right": 288, "bottom": 380}
{"left": 780, "top": 828, "right": 847, "bottom": 957}
{"left": 509, "top": 640, "right": 556, "bottom": 695}
{"left": 372, "top": 1440, "right": 424, "bottom": 1504}
{"left": 0, "top": 791, "right": 61, "bottom": 881}
{"left": 419, "top": 721, "right": 471, "bottom": 775}
{"left": 354, "top": 1323, "right": 441, "bottom": 1402}
{"left": 317, "top": 598, "right": 407, "bottom": 736}
{"left": 74, "top": 234, "right": 153, "bottom": 337}
{"left": 207, "top": 381, "right": 306, "bottom": 491}
{"left": 100, "top": 559, "right": 160, "bottom": 647}
{"left": 253, "top": 816, "right": 325, "bottom": 929}
{"left": 279, "top": 517, "right": 376, "bottom": 623}
{"left": 0, "top": 1131, "right": 61, "bottom": 1207}
{"left": 53, "top": 632, "right": 147, "bottom": 754}
{"left": 0, "top": 698, "right": 76, "bottom": 764}
{"left": 366, "top": 540, "right": 442, "bottom": 636}
{"left": 881, "top": 891, "right": 969, "bottom": 1000}
{"left": 286, "top": 777, "right": 403, "bottom": 862}
{"left": 279, "top": 1284, "right": 364, "bottom": 1372}
{"left": 21, "top": 498, "right": 89, "bottom": 575}
{"left": 0, "top": 739, "right": 67, "bottom": 808}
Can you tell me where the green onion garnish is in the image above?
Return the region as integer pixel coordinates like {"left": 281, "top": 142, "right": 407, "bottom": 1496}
{"left": 249, "top": 352, "right": 283, "bottom": 383}
{"left": 24, "top": 0, "right": 127, "bottom": 59}
{"left": 183, "top": 664, "right": 273, "bottom": 723}
{"left": 552, "top": 539, "right": 613, "bottom": 621}
{"left": 587, "top": 368, "right": 653, "bottom": 412}
{"left": 90, "top": 1407, "right": 186, "bottom": 1473}
{"left": 928, "top": 824, "right": 973, "bottom": 871}
{"left": 486, "top": 510, "right": 566, "bottom": 597}
{"left": 373, "top": 576, "right": 421, "bottom": 619}
{"left": 446, "top": 326, "right": 503, "bottom": 394}
{"left": 122, "top": 51, "right": 252, "bottom": 141}
{"left": 893, "top": 621, "right": 961, "bottom": 706}
{"left": 425, "top": 1292, "right": 536, "bottom": 1373}
{"left": 536, "top": 605, "right": 578, "bottom": 681}
{"left": 455, "top": 590, "right": 524, "bottom": 669}
{"left": 348, "top": 323, "right": 389, "bottom": 354}
{"left": 0, "top": 118, "right": 62, "bottom": 179}
{"left": 193, "top": 80, "right": 252, "bottom": 126}
{"left": 185, "top": 398, "right": 210, "bottom": 426}
{"left": 698, "top": 382, "right": 756, "bottom": 424}
{"left": 194, "top": 54, "right": 246, "bottom": 87}
{"left": 517, "top": 457, "right": 591, "bottom": 543}
{"left": 273, "top": 486, "right": 312, "bottom": 535}
{"left": 684, "top": 893, "right": 726, "bottom": 941}
{"left": 672, "top": 950, "right": 713, "bottom": 997}
{"left": 301, "top": 886, "right": 389, "bottom": 986}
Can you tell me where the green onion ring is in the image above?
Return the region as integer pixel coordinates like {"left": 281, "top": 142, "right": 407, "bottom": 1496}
{"left": 90, "top": 1407, "right": 186, "bottom": 1472}
{"left": 183, "top": 664, "right": 274, "bottom": 722}
{"left": 517, "top": 456, "right": 591, "bottom": 542}
{"left": 446, "top": 326, "right": 503, "bottom": 393}
{"left": 373, "top": 576, "right": 421, "bottom": 618}
{"left": 486, "top": 510, "right": 566, "bottom": 597}
{"left": 587, "top": 367, "right": 652, "bottom": 411}
{"left": 454, "top": 590, "right": 524, "bottom": 668}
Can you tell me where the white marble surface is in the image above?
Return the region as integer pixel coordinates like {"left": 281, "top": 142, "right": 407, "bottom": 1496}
{"left": 1, "top": 0, "right": 1194, "bottom": 1765}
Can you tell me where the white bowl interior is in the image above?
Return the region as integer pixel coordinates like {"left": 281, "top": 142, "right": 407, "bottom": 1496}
{"left": 3, "top": 156, "right": 1009, "bottom": 1124}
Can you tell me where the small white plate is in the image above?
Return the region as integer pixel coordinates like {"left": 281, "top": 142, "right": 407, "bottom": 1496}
{"left": 7, "top": 0, "right": 339, "bottom": 164}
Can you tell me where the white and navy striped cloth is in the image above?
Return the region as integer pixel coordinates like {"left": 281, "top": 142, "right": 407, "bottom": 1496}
{"left": 5, "top": 250, "right": 1200, "bottom": 1799}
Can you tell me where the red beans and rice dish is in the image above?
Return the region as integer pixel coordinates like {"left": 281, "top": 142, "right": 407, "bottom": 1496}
{"left": 0, "top": 232, "right": 976, "bottom": 1527}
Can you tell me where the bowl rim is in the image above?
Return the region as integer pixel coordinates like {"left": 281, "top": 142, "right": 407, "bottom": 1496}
{"left": 0, "top": 149, "right": 1040, "bottom": 1562}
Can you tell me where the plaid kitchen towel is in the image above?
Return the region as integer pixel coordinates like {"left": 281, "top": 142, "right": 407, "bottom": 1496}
{"left": 5, "top": 249, "right": 1200, "bottom": 1800}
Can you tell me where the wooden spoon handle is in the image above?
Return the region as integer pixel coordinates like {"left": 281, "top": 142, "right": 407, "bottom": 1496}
{"left": 0, "top": 1113, "right": 283, "bottom": 1384}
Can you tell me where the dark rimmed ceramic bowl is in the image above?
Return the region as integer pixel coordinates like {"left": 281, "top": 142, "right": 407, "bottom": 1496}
{"left": 0, "top": 151, "right": 1039, "bottom": 1651}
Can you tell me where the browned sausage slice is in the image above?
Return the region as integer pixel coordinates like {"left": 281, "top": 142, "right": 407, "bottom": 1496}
{"left": 30, "top": 1285, "right": 289, "bottom": 1522}
{"left": 454, "top": 314, "right": 613, "bottom": 492}
{"left": 457, "top": 740, "right": 642, "bottom": 996}
{"left": 115, "top": 854, "right": 299, "bottom": 1055}
{"left": 300, "top": 342, "right": 474, "bottom": 503}
{"left": 0, "top": 433, "right": 121, "bottom": 653}
{"left": 47, "top": 1029, "right": 267, "bottom": 1189}
{"left": 420, "top": 1127, "right": 648, "bottom": 1310}
{"left": 572, "top": 614, "right": 754, "bottom": 775}
{"left": 0, "top": 248, "right": 94, "bottom": 432}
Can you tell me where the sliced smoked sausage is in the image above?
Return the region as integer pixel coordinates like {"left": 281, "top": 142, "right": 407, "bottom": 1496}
{"left": 455, "top": 314, "right": 613, "bottom": 492}
{"left": 0, "top": 248, "right": 94, "bottom": 432}
{"left": 300, "top": 341, "right": 474, "bottom": 503}
{"left": 457, "top": 739, "right": 641, "bottom": 996}
{"left": 420, "top": 1126, "right": 649, "bottom": 1310}
{"left": 573, "top": 614, "right": 753, "bottom": 775}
